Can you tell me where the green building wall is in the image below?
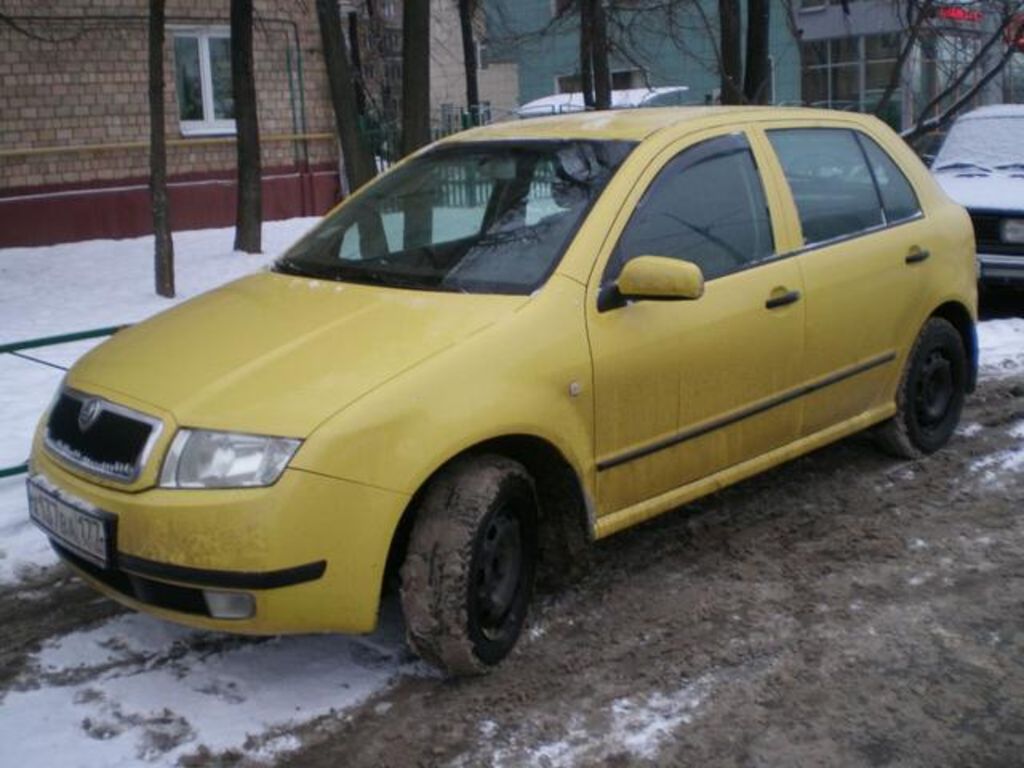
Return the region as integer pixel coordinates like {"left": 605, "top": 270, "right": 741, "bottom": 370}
{"left": 486, "top": 0, "right": 802, "bottom": 110}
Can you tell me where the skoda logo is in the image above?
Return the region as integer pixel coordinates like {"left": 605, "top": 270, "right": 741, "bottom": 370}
{"left": 78, "top": 398, "right": 103, "bottom": 432}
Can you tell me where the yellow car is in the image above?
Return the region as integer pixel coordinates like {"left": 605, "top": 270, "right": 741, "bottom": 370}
{"left": 28, "top": 107, "right": 977, "bottom": 675}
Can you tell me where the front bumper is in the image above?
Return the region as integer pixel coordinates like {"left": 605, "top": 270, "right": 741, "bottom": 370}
{"left": 30, "top": 447, "right": 410, "bottom": 635}
{"left": 979, "top": 253, "right": 1024, "bottom": 284}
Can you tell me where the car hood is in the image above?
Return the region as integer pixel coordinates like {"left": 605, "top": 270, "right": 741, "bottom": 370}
{"left": 68, "top": 272, "right": 527, "bottom": 436}
{"left": 934, "top": 170, "right": 1024, "bottom": 213}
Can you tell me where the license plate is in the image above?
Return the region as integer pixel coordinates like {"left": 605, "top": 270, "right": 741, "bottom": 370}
{"left": 27, "top": 479, "right": 114, "bottom": 568}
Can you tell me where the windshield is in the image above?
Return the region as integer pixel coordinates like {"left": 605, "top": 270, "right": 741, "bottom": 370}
{"left": 934, "top": 114, "right": 1024, "bottom": 172}
{"left": 275, "top": 140, "right": 635, "bottom": 294}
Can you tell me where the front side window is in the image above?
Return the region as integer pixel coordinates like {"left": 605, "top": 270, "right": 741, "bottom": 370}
{"left": 768, "top": 128, "right": 884, "bottom": 245}
{"left": 607, "top": 133, "right": 775, "bottom": 282}
{"left": 276, "top": 140, "right": 635, "bottom": 295}
{"left": 174, "top": 29, "right": 234, "bottom": 136}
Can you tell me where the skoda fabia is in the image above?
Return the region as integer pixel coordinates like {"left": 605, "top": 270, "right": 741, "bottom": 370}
{"left": 29, "top": 108, "right": 977, "bottom": 675}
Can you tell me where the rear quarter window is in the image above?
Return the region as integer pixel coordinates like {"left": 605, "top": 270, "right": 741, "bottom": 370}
{"left": 858, "top": 135, "right": 921, "bottom": 223}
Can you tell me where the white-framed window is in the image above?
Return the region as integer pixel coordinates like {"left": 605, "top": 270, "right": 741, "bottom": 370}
{"left": 172, "top": 27, "right": 235, "bottom": 136}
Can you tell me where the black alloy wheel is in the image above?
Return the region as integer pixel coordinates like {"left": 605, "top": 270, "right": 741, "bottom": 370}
{"left": 875, "top": 317, "right": 967, "bottom": 458}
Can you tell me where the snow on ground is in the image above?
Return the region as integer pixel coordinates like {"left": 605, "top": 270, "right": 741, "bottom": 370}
{"left": 970, "top": 419, "right": 1024, "bottom": 486}
{"left": 0, "top": 222, "right": 1023, "bottom": 766}
{"left": 0, "top": 220, "right": 317, "bottom": 344}
{"left": 468, "top": 675, "right": 714, "bottom": 768}
{"left": 3, "top": 608, "right": 421, "bottom": 767}
{"left": 978, "top": 318, "right": 1024, "bottom": 378}
{"left": 0, "top": 475, "right": 56, "bottom": 583}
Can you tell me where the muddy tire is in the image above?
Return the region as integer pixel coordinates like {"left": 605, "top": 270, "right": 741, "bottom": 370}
{"left": 875, "top": 317, "right": 967, "bottom": 459}
{"left": 400, "top": 455, "right": 538, "bottom": 676}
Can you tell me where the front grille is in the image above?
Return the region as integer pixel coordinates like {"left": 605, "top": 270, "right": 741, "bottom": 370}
{"left": 44, "top": 390, "right": 161, "bottom": 482}
{"left": 970, "top": 212, "right": 1024, "bottom": 255}
{"left": 970, "top": 213, "right": 1002, "bottom": 246}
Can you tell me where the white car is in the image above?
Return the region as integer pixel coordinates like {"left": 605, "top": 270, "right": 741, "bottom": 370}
{"left": 932, "top": 105, "right": 1024, "bottom": 287}
{"left": 516, "top": 86, "right": 689, "bottom": 119}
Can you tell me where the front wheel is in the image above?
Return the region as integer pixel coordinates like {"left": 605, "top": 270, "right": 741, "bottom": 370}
{"left": 400, "top": 455, "right": 538, "bottom": 676}
{"left": 875, "top": 317, "right": 967, "bottom": 458}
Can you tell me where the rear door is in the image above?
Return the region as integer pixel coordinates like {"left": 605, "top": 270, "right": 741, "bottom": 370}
{"left": 762, "top": 125, "right": 932, "bottom": 435}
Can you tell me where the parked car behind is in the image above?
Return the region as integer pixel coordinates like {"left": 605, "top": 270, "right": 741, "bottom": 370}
{"left": 28, "top": 107, "right": 977, "bottom": 676}
{"left": 516, "top": 86, "right": 690, "bottom": 118}
{"left": 932, "top": 104, "right": 1024, "bottom": 287}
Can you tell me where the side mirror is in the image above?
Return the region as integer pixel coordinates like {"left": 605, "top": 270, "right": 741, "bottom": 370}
{"left": 599, "top": 256, "right": 705, "bottom": 311}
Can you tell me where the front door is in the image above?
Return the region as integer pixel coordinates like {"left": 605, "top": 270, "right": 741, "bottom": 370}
{"left": 587, "top": 131, "right": 806, "bottom": 517}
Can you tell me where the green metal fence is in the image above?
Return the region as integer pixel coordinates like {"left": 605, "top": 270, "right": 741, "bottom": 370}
{"left": 0, "top": 325, "right": 127, "bottom": 479}
{"left": 359, "top": 107, "right": 490, "bottom": 172}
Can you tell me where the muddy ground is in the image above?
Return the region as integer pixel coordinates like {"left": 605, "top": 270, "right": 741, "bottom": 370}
{"left": 277, "top": 373, "right": 1024, "bottom": 768}
{"left": 3, "top": 339, "right": 1023, "bottom": 766}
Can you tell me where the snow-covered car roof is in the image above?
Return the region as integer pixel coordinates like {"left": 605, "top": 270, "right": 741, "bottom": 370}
{"left": 933, "top": 105, "right": 1024, "bottom": 171}
{"left": 932, "top": 105, "right": 1024, "bottom": 212}
{"left": 516, "top": 87, "right": 690, "bottom": 119}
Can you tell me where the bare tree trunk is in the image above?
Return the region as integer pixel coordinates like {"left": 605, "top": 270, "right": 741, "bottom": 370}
{"left": 231, "top": 0, "right": 261, "bottom": 253}
{"left": 148, "top": 0, "right": 174, "bottom": 297}
{"left": 579, "top": 0, "right": 595, "bottom": 107}
{"left": 591, "top": 0, "right": 611, "bottom": 109}
{"left": 402, "top": 0, "right": 431, "bottom": 251}
{"left": 457, "top": 0, "right": 480, "bottom": 124}
{"left": 743, "top": 0, "right": 770, "bottom": 103}
{"left": 316, "top": 0, "right": 375, "bottom": 191}
{"left": 347, "top": 11, "right": 367, "bottom": 118}
{"left": 718, "top": 0, "right": 743, "bottom": 104}
{"left": 402, "top": 0, "right": 431, "bottom": 155}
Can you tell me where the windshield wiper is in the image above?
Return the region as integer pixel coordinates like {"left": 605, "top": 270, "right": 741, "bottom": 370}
{"left": 933, "top": 161, "right": 992, "bottom": 173}
{"left": 274, "top": 258, "right": 314, "bottom": 277}
{"left": 994, "top": 163, "right": 1024, "bottom": 171}
{"left": 273, "top": 258, "right": 341, "bottom": 280}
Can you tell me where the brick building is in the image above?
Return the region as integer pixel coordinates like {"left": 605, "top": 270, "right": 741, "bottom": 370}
{"left": 0, "top": 0, "right": 344, "bottom": 247}
{"left": 0, "top": 1, "right": 521, "bottom": 248}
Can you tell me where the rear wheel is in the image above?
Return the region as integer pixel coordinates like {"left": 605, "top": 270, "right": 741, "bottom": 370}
{"left": 400, "top": 455, "right": 537, "bottom": 676}
{"left": 875, "top": 317, "right": 967, "bottom": 458}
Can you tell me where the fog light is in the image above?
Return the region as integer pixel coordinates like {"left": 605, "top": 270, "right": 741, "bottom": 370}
{"left": 203, "top": 590, "right": 255, "bottom": 619}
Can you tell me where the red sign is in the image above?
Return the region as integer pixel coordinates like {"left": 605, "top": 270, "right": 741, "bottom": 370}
{"left": 1006, "top": 13, "right": 1024, "bottom": 52}
{"left": 936, "top": 6, "right": 983, "bottom": 22}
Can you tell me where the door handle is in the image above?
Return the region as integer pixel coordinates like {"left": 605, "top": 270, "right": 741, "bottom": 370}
{"left": 905, "top": 247, "right": 930, "bottom": 264}
{"left": 765, "top": 290, "right": 801, "bottom": 310}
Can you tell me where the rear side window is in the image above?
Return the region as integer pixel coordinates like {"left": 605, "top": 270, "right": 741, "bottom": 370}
{"left": 858, "top": 135, "right": 921, "bottom": 223}
{"left": 768, "top": 128, "right": 884, "bottom": 245}
{"left": 609, "top": 133, "right": 774, "bottom": 282}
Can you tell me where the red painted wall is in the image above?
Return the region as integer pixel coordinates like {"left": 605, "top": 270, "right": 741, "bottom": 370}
{"left": 0, "top": 164, "right": 340, "bottom": 248}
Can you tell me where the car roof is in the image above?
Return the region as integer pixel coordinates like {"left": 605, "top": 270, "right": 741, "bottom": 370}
{"left": 956, "top": 104, "right": 1024, "bottom": 121}
{"left": 445, "top": 106, "right": 878, "bottom": 143}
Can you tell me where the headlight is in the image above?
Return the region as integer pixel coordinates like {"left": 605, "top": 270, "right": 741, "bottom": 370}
{"left": 1002, "top": 218, "right": 1024, "bottom": 244}
{"left": 159, "top": 429, "right": 301, "bottom": 488}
